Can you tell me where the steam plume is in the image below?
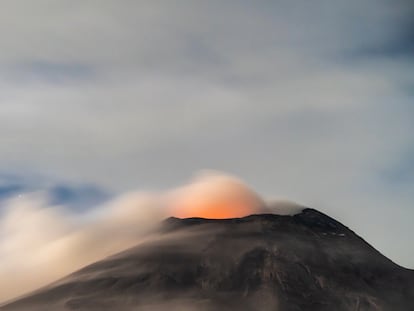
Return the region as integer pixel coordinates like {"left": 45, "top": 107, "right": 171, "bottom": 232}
{"left": 168, "top": 172, "right": 265, "bottom": 219}
{"left": 0, "top": 172, "right": 302, "bottom": 303}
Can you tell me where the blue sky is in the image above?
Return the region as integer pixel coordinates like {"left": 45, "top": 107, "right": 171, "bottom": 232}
{"left": 0, "top": 0, "right": 413, "bottom": 268}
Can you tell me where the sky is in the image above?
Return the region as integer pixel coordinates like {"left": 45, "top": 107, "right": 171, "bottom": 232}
{"left": 0, "top": 0, "right": 413, "bottom": 273}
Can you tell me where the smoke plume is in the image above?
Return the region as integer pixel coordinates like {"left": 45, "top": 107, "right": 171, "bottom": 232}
{"left": 0, "top": 172, "right": 302, "bottom": 303}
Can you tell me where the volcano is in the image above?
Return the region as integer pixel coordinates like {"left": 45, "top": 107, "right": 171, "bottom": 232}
{"left": 1, "top": 209, "right": 413, "bottom": 311}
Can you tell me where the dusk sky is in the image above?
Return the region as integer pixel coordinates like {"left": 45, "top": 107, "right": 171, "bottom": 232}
{"left": 0, "top": 0, "right": 413, "bottom": 275}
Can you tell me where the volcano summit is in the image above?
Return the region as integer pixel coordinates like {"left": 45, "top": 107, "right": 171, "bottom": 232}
{"left": 1, "top": 209, "right": 413, "bottom": 311}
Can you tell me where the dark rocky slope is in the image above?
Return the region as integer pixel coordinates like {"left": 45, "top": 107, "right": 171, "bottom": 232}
{"left": 1, "top": 209, "right": 413, "bottom": 311}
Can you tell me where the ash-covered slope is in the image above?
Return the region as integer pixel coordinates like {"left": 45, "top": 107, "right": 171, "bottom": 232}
{"left": 1, "top": 209, "right": 413, "bottom": 311}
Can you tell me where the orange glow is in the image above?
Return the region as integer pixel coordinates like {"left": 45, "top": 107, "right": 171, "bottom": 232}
{"left": 168, "top": 174, "right": 263, "bottom": 219}
{"left": 172, "top": 201, "right": 256, "bottom": 219}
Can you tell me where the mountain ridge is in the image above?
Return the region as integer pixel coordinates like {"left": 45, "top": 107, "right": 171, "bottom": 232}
{"left": 2, "top": 209, "right": 413, "bottom": 311}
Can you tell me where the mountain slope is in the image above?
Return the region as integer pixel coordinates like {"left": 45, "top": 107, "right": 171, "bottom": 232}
{"left": 1, "top": 209, "right": 413, "bottom": 311}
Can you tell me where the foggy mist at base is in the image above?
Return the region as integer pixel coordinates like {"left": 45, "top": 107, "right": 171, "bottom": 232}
{"left": 0, "top": 172, "right": 303, "bottom": 303}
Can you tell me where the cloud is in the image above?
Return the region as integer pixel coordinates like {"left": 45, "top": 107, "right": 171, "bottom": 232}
{"left": 0, "top": 191, "right": 164, "bottom": 303}
{"left": 1, "top": 172, "right": 296, "bottom": 303}
{"left": 167, "top": 171, "right": 265, "bottom": 219}
{"left": 0, "top": 173, "right": 111, "bottom": 212}
{"left": 0, "top": 0, "right": 412, "bottom": 274}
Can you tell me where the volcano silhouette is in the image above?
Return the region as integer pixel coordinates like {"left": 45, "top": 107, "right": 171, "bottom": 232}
{"left": 1, "top": 209, "right": 413, "bottom": 311}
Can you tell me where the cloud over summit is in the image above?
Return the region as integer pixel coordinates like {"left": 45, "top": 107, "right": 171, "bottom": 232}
{"left": 0, "top": 172, "right": 290, "bottom": 303}
{"left": 0, "top": 0, "right": 413, "bottom": 275}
